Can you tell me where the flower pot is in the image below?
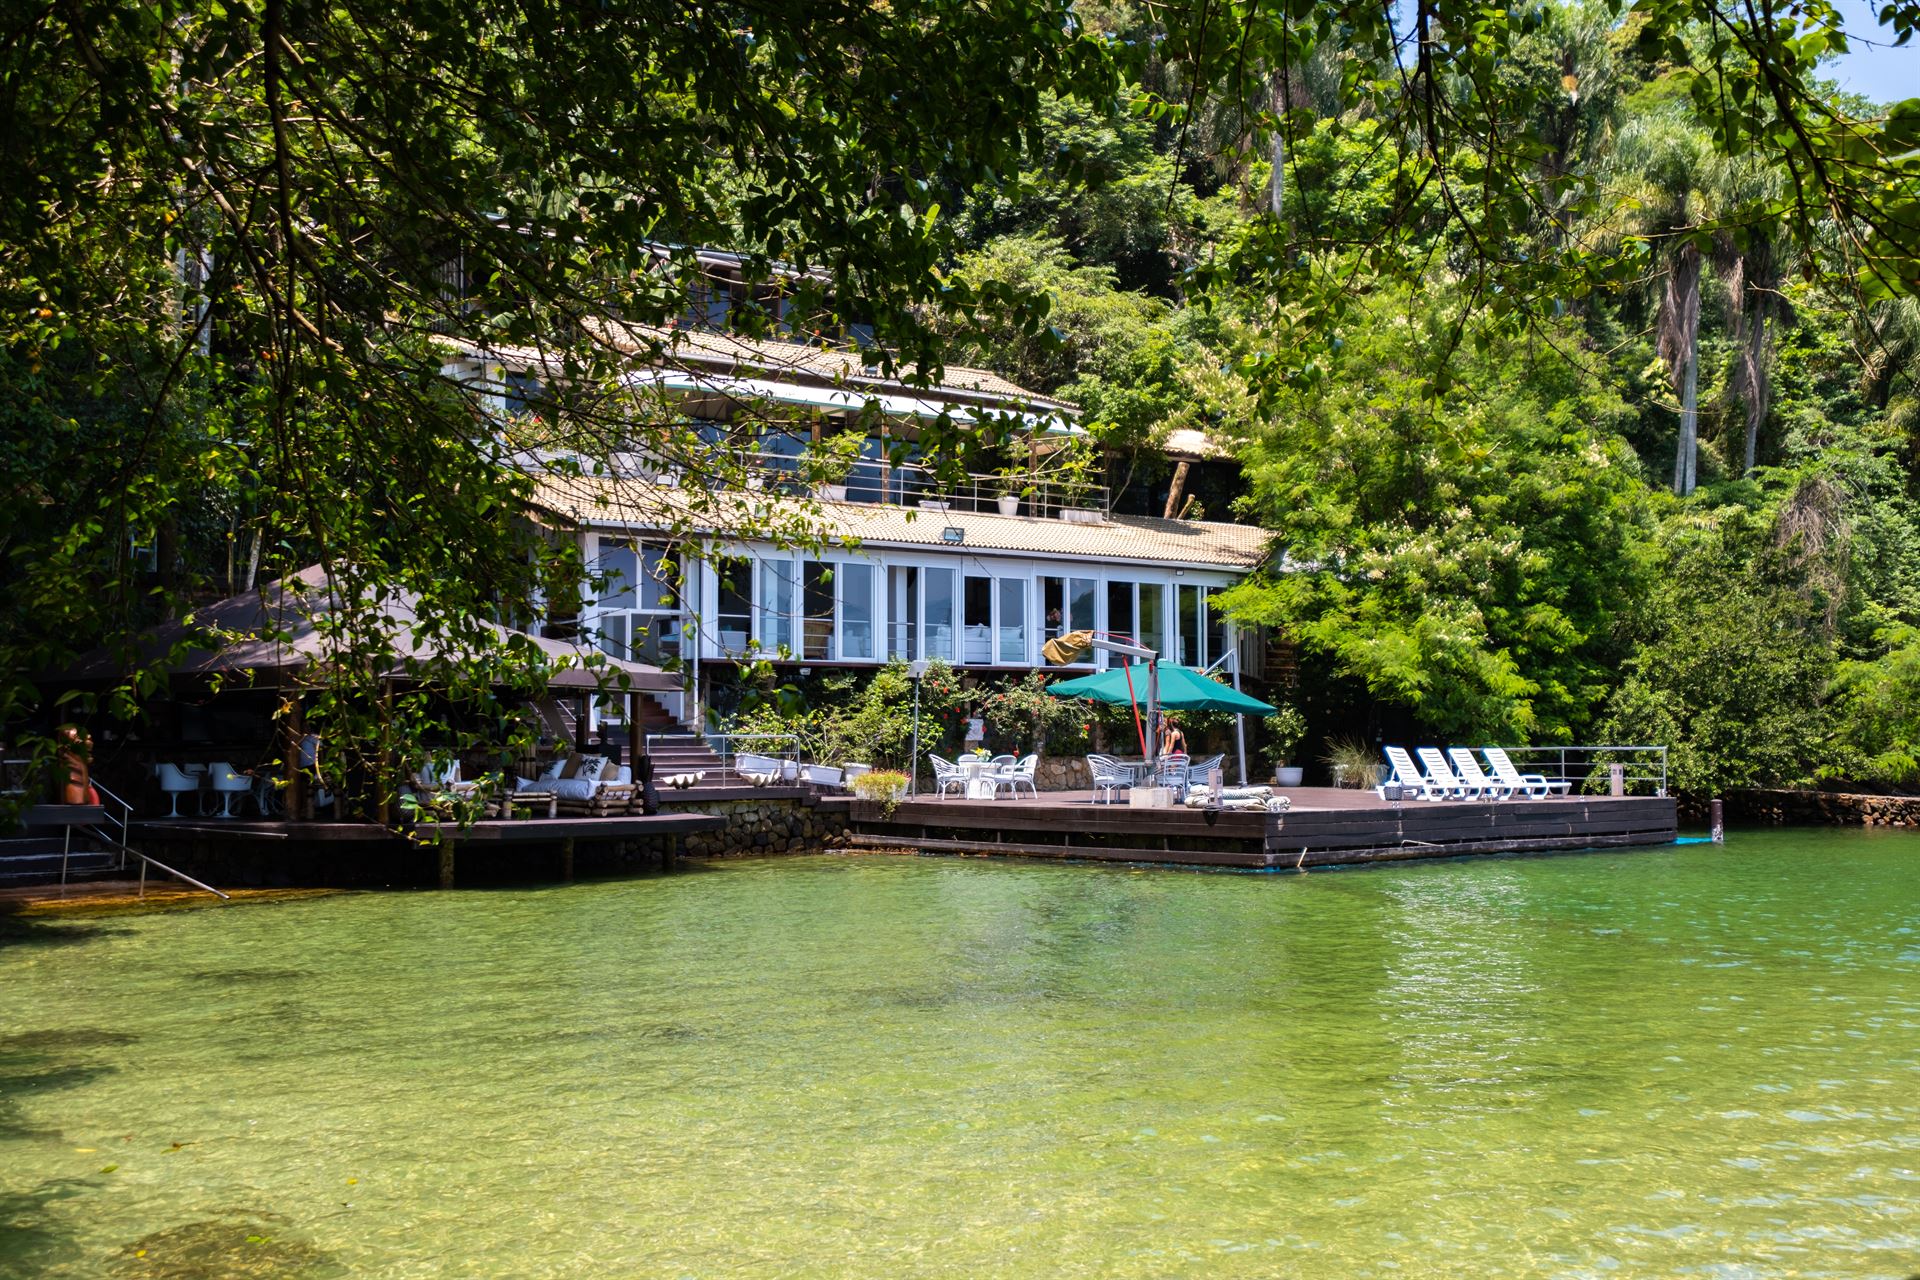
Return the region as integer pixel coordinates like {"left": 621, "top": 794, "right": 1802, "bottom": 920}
{"left": 996, "top": 494, "right": 1020, "bottom": 516}
{"left": 1274, "top": 765, "right": 1304, "bottom": 787}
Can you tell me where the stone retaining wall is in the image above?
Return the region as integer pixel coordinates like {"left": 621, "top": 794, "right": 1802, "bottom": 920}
{"left": 672, "top": 795, "right": 848, "bottom": 857}
{"left": 1723, "top": 788, "right": 1920, "bottom": 828}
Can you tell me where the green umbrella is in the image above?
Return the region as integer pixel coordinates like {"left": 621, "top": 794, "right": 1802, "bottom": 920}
{"left": 1048, "top": 663, "right": 1276, "bottom": 715}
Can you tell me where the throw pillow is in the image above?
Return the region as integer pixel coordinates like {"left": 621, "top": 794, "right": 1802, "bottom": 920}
{"left": 576, "top": 754, "right": 608, "bottom": 783}
{"left": 539, "top": 757, "right": 567, "bottom": 782}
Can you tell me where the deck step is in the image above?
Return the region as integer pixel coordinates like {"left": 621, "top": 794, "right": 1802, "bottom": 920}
{"left": 0, "top": 848, "right": 119, "bottom": 885}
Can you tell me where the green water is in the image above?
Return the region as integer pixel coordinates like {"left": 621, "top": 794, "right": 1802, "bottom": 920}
{"left": 2, "top": 831, "right": 1917, "bottom": 1279}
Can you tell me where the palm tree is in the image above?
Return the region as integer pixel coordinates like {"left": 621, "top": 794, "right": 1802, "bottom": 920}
{"left": 1612, "top": 107, "right": 1717, "bottom": 495}
{"left": 1709, "top": 152, "right": 1792, "bottom": 476}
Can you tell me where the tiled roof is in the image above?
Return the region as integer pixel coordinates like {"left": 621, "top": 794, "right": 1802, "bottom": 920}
{"left": 528, "top": 474, "right": 1271, "bottom": 572}
{"left": 634, "top": 327, "right": 1074, "bottom": 412}
{"left": 452, "top": 327, "right": 1074, "bottom": 415}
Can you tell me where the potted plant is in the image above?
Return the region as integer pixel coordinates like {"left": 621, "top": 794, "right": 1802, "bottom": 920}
{"left": 1268, "top": 705, "right": 1308, "bottom": 787}
{"left": 992, "top": 465, "right": 1028, "bottom": 516}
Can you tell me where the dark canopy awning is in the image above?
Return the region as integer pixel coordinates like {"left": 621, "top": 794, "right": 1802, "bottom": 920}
{"left": 60, "top": 565, "right": 680, "bottom": 694}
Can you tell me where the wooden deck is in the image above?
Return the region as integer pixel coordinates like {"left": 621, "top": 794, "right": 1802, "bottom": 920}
{"left": 837, "top": 787, "right": 1679, "bottom": 870}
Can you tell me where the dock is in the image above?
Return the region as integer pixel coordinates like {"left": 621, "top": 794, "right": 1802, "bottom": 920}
{"left": 831, "top": 787, "right": 1678, "bottom": 869}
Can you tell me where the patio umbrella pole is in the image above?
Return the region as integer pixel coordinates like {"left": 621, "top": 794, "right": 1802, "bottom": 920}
{"left": 1232, "top": 634, "right": 1247, "bottom": 786}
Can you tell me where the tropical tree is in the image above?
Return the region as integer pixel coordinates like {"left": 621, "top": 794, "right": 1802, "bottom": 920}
{"left": 1612, "top": 102, "right": 1718, "bottom": 495}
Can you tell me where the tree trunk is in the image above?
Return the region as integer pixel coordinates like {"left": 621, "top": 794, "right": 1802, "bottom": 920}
{"left": 1680, "top": 324, "right": 1699, "bottom": 494}
{"left": 1664, "top": 244, "right": 1703, "bottom": 496}
{"left": 1163, "top": 458, "right": 1192, "bottom": 519}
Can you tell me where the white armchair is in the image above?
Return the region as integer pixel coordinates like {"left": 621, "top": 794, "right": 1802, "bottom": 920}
{"left": 992, "top": 754, "right": 1039, "bottom": 799}
{"left": 155, "top": 762, "right": 200, "bottom": 818}
{"left": 928, "top": 755, "right": 964, "bottom": 797}
{"left": 207, "top": 762, "right": 252, "bottom": 818}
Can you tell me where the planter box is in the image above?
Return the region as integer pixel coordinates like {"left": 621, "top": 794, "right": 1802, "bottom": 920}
{"left": 816, "top": 484, "right": 848, "bottom": 502}
{"left": 1058, "top": 508, "right": 1104, "bottom": 525}
{"left": 918, "top": 500, "right": 951, "bottom": 512}
{"left": 1129, "top": 786, "right": 1173, "bottom": 809}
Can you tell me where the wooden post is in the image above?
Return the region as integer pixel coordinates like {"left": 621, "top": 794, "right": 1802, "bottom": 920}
{"left": 561, "top": 835, "right": 575, "bottom": 882}
{"left": 377, "top": 679, "right": 394, "bottom": 826}
{"left": 629, "top": 691, "right": 643, "bottom": 762}
{"left": 438, "top": 837, "right": 456, "bottom": 889}
{"left": 284, "top": 695, "right": 307, "bottom": 821}
{"left": 1710, "top": 798, "right": 1724, "bottom": 844}
{"left": 575, "top": 692, "right": 590, "bottom": 753}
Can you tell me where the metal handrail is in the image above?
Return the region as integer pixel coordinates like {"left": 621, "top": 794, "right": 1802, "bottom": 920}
{"left": 634, "top": 447, "right": 1111, "bottom": 518}
{"left": 706, "top": 731, "right": 799, "bottom": 779}
{"left": 1500, "top": 745, "right": 1669, "bottom": 797}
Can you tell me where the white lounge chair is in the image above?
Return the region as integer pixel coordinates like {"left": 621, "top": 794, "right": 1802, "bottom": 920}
{"left": 1380, "top": 746, "right": 1445, "bottom": 800}
{"left": 1482, "top": 747, "right": 1572, "bottom": 797}
{"left": 992, "top": 754, "right": 1039, "bottom": 799}
{"left": 1086, "top": 754, "right": 1133, "bottom": 805}
{"left": 1416, "top": 747, "right": 1478, "bottom": 799}
{"left": 1448, "top": 747, "right": 1512, "bottom": 800}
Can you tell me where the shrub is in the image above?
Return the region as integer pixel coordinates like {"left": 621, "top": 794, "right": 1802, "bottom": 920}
{"left": 851, "top": 769, "right": 910, "bottom": 815}
{"left": 1324, "top": 735, "right": 1383, "bottom": 788}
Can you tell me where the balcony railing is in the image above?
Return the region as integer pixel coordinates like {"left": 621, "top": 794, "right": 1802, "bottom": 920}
{"left": 616, "top": 448, "right": 1110, "bottom": 519}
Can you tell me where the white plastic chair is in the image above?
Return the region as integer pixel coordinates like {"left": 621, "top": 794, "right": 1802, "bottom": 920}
{"left": 1448, "top": 747, "right": 1512, "bottom": 799}
{"left": 1086, "top": 754, "right": 1133, "bottom": 805}
{"left": 992, "top": 754, "right": 1039, "bottom": 799}
{"left": 1155, "top": 751, "right": 1191, "bottom": 800}
{"left": 207, "top": 762, "right": 252, "bottom": 818}
{"left": 155, "top": 762, "right": 199, "bottom": 818}
{"left": 928, "top": 755, "right": 965, "bottom": 797}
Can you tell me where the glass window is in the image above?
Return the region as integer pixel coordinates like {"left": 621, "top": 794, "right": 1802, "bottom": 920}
{"left": 963, "top": 576, "right": 993, "bottom": 664}
{"left": 1069, "top": 577, "right": 1097, "bottom": 634}
{"left": 1139, "top": 583, "right": 1165, "bottom": 659}
{"left": 998, "top": 577, "right": 1027, "bottom": 664}
{"left": 758, "top": 558, "right": 795, "bottom": 655}
{"left": 597, "top": 541, "right": 637, "bottom": 612}
{"left": 684, "top": 278, "right": 730, "bottom": 329}
{"left": 640, "top": 545, "right": 678, "bottom": 612}
{"left": 1178, "top": 584, "right": 1202, "bottom": 666}
{"left": 1105, "top": 581, "right": 1134, "bottom": 667}
{"left": 840, "top": 563, "right": 873, "bottom": 659}
{"left": 504, "top": 372, "right": 542, "bottom": 416}
{"left": 1205, "top": 588, "right": 1228, "bottom": 671}
{"left": 888, "top": 566, "right": 917, "bottom": 660}
{"left": 802, "top": 561, "right": 834, "bottom": 661}
{"left": 1040, "top": 578, "right": 1065, "bottom": 645}
{"left": 715, "top": 556, "right": 752, "bottom": 656}
{"left": 845, "top": 434, "right": 887, "bottom": 503}
{"left": 923, "top": 567, "right": 955, "bottom": 662}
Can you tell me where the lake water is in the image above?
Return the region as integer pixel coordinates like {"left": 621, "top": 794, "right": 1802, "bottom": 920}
{"left": 2, "top": 830, "right": 1917, "bottom": 1278}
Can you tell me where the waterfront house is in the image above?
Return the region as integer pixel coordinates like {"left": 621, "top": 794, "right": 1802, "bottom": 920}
{"left": 446, "top": 252, "right": 1273, "bottom": 736}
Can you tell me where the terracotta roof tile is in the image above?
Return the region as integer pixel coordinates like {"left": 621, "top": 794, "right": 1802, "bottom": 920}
{"left": 530, "top": 474, "right": 1269, "bottom": 572}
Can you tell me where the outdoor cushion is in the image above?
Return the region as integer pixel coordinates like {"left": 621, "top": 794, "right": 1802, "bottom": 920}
{"left": 547, "top": 777, "right": 598, "bottom": 802}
